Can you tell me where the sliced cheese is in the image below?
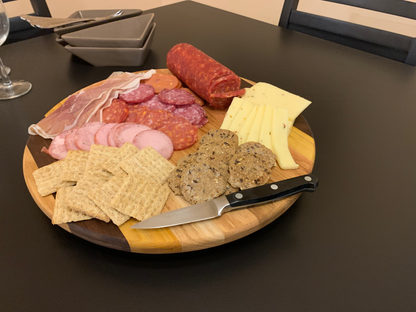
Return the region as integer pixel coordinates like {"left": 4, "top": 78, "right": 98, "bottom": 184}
{"left": 271, "top": 107, "right": 299, "bottom": 170}
{"left": 220, "top": 97, "right": 244, "bottom": 130}
{"left": 258, "top": 104, "right": 273, "bottom": 151}
{"left": 246, "top": 104, "right": 265, "bottom": 143}
{"left": 227, "top": 99, "right": 255, "bottom": 134}
{"left": 242, "top": 82, "right": 311, "bottom": 135}
{"left": 237, "top": 105, "right": 259, "bottom": 144}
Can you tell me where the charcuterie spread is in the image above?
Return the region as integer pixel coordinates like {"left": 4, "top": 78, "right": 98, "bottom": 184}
{"left": 25, "top": 43, "right": 314, "bottom": 252}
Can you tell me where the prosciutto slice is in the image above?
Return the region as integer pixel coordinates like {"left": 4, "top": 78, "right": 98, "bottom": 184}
{"left": 28, "top": 70, "right": 156, "bottom": 139}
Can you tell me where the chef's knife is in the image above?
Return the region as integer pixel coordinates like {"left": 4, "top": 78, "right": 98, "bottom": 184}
{"left": 131, "top": 174, "right": 318, "bottom": 229}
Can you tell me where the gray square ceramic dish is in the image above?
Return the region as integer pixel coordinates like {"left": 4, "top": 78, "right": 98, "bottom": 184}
{"left": 61, "top": 13, "right": 154, "bottom": 48}
{"left": 54, "top": 9, "right": 143, "bottom": 36}
{"left": 65, "top": 23, "right": 156, "bottom": 67}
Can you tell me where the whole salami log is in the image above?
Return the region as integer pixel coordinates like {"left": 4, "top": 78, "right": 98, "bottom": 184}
{"left": 166, "top": 43, "right": 245, "bottom": 109}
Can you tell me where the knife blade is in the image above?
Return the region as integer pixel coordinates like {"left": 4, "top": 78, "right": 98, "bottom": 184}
{"left": 131, "top": 174, "right": 318, "bottom": 229}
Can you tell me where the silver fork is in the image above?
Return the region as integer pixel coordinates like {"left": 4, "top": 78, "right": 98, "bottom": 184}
{"left": 20, "top": 10, "right": 123, "bottom": 29}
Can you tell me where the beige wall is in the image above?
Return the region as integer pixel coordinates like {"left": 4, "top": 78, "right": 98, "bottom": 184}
{"left": 5, "top": 0, "right": 416, "bottom": 36}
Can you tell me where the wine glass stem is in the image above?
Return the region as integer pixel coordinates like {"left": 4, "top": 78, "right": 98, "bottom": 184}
{"left": 0, "top": 56, "right": 12, "bottom": 86}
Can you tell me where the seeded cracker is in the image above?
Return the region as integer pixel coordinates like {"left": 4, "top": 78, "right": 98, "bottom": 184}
{"left": 60, "top": 150, "right": 89, "bottom": 182}
{"left": 110, "top": 174, "right": 170, "bottom": 221}
{"left": 52, "top": 186, "right": 92, "bottom": 224}
{"left": 103, "top": 142, "right": 139, "bottom": 175}
{"left": 119, "top": 146, "right": 175, "bottom": 185}
{"left": 88, "top": 173, "right": 130, "bottom": 226}
{"left": 33, "top": 160, "right": 75, "bottom": 197}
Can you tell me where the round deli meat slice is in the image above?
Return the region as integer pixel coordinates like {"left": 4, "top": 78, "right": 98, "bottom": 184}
{"left": 94, "top": 123, "right": 118, "bottom": 146}
{"left": 172, "top": 103, "right": 208, "bottom": 128}
{"left": 143, "top": 73, "right": 179, "bottom": 93}
{"left": 107, "top": 123, "right": 126, "bottom": 147}
{"left": 102, "top": 98, "right": 129, "bottom": 123}
{"left": 135, "top": 107, "right": 173, "bottom": 129}
{"left": 139, "top": 94, "right": 176, "bottom": 112}
{"left": 132, "top": 129, "right": 174, "bottom": 159}
{"left": 114, "top": 123, "right": 151, "bottom": 147}
{"left": 157, "top": 116, "right": 198, "bottom": 151}
{"left": 125, "top": 105, "right": 147, "bottom": 122}
{"left": 41, "top": 130, "right": 70, "bottom": 160}
{"left": 158, "top": 88, "right": 196, "bottom": 105}
{"left": 64, "top": 128, "right": 79, "bottom": 151}
{"left": 74, "top": 122, "right": 105, "bottom": 151}
{"left": 119, "top": 84, "right": 155, "bottom": 104}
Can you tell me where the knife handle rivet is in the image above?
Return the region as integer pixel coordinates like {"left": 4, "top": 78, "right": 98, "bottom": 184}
{"left": 270, "top": 184, "right": 278, "bottom": 190}
{"left": 235, "top": 193, "right": 243, "bottom": 199}
{"left": 304, "top": 176, "right": 312, "bottom": 182}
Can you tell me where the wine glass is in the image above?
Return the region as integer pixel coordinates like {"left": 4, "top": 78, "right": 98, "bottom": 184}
{"left": 0, "top": 0, "right": 31, "bottom": 100}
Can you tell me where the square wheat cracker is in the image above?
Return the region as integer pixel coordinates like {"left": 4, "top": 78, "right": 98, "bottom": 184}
{"left": 110, "top": 174, "right": 169, "bottom": 221}
{"left": 59, "top": 150, "right": 89, "bottom": 182}
{"left": 33, "top": 160, "right": 75, "bottom": 196}
{"left": 103, "top": 142, "right": 139, "bottom": 175}
{"left": 87, "top": 173, "right": 130, "bottom": 226}
{"left": 52, "top": 186, "right": 92, "bottom": 224}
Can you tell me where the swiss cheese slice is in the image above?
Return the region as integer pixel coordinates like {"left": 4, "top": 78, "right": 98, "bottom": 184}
{"left": 271, "top": 107, "right": 299, "bottom": 170}
{"left": 242, "top": 82, "right": 311, "bottom": 135}
{"left": 246, "top": 104, "right": 265, "bottom": 142}
{"left": 237, "top": 105, "right": 259, "bottom": 145}
{"left": 227, "top": 99, "right": 255, "bottom": 134}
{"left": 220, "top": 97, "right": 244, "bottom": 129}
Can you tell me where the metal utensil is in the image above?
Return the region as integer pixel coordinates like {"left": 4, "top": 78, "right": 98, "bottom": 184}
{"left": 131, "top": 174, "right": 319, "bottom": 229}
{"left": 20, "top": 10, "right": 123, "bottom": 29}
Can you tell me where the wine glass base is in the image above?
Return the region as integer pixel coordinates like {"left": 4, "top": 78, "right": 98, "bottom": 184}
{"left": 0, "top": 81, "right": 32, "bottom": 100}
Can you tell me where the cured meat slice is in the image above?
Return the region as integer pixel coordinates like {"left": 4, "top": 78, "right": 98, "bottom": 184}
{"left": 135, "top": 107, "right": 172, "bottom": 129}
{"left": 125, "top": 105, "right": 147, "bottom": 122}
{"left": 132, "top": 129, "right": 174, "bottom": 159}
{"left": 28, "top": 70, "right": 156, "bottom": 139}
{"left": 143, "top": 73, "right": 179, "bottom": 93}
{"left": 107, "top": 123, "right": 125, "bottom": 147}
{"left": 172, "top": 103, "right": 208, "bottom": 128}
{"left": 139, "top": 94, "right": 176, "bottom": 112}
{"left": 102, "top": 98, "right": 129, "bottom": 123}
{"left": 41, "top": 130, "right": 70, "bottom": 160}
{"left": 114, "top": 123, "right": 151, "bottom": 147}
{"left": 166, "top": 43, "right": 243, "bottom": 109}
{"left": 74, "top": 122, "right": 105, "bottom": 151}
{"left": 181, "top": 88, "right": 204, "bottom": 106}
{"left": 157, "top": 116, "right": 198, "bottom": 150}
{"left": 119, "top": 84, "right": 155, "bottom": 104}
{"left": 158, "top": 88, "right": 195, "bottom": 105}
{"left": 94, "top": 123, "right": 118, "bottom": 146}
{"left": 64, "top": 128, "right": 79, "bottom": 151}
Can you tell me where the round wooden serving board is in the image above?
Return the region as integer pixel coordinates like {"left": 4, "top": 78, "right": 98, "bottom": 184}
{"left": 23, "top": 69, "right": 316, "bottom": 254}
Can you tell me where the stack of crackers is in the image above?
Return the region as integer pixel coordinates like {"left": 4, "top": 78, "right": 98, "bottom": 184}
{"left": 32, "top": 143, "right": 175, "bottom": 226}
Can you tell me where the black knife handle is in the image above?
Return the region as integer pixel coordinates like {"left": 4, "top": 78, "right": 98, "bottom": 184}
{"left": 225, "top": 174, "right": 319, "bottom": 209}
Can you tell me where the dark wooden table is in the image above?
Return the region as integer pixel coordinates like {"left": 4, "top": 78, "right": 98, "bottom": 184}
{"left": 2, "top": 2, "right": 416, "bottom": 311}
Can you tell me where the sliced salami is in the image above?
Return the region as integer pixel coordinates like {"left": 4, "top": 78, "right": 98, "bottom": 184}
{"left": 94, "top": 123, "right": 118, "bottom": 146}
{"left": 74, "top": 122, "right": 105, "bottom": 151}
{"left": 102, "top": 98, "right": 129, "bottom": 123}
{"left": 157, "top": 116, "right": 198, "bottom": 150}
{"left": 41, "top": 130, "right": 70, "bottom": 160}
{"left": 172, "top": 103, "right": 208, "bottom": 128}
{"left": 143, "top": 73, "right": 179, "bottom": 93}
{"left": 139, "top": 94, "right": 176, "bottom": 112}
{"left": 132, "top": 129, "right": 174, "bottom": 159}
{"left": 107, "top": 123, "right": 125, "bottom": 147}
{"left": 181, "top": 88, "right": 204, "bottom": 106}
{"left": 114, "top": 123, "right": 151, "bottom": 147}
{"left": 135, "top": 107, "right": 172, "bottom": 129}
{"left": 64, "top": 128, "right": 79, "bottom": 151}
{"left": 125, "top": 105, "right": 147, "bottom": 122}
{"left": 158, "top": 88, "right": 196, "bottom": 105}
{"left": 119, "top": 84, "right": 155, "bottom": 104}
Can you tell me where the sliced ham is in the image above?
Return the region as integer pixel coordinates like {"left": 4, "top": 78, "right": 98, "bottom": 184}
{"left": 41, "top": 130, "right": 70, "bottom": 160}
{"left": 114, "top": 123, "right": 151, "bottom": 147}
{"left": 64, "top": 128, "right": 79, "bottom": 151}
{"left": 74, "top": 122, "right": 105, "bottom": 151}
{"left": 94, "top": 123, "right": 118, "bottom": 146}
{"left": 28, "top": 70, "right": 156, "bottom": 139}
{"left": 132, "top": 129, "right": 174, "bottom": 159}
